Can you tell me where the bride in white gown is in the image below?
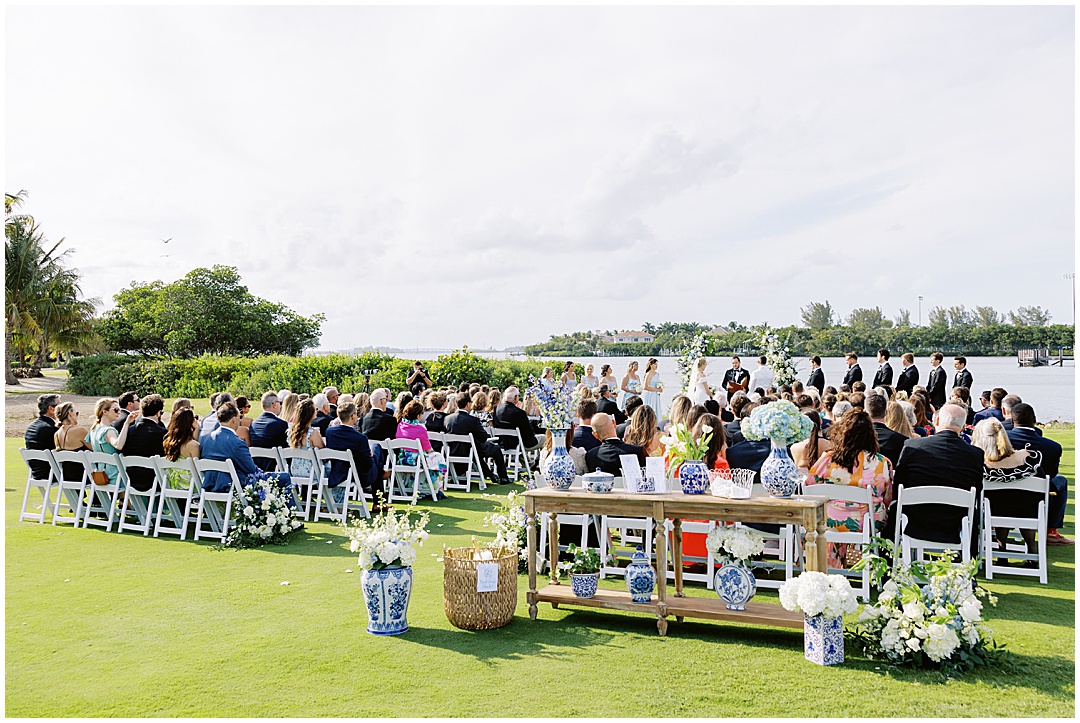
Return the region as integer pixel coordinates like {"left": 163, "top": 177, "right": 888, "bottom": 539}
{"left": 688, "top": 357, "right": 712, "bottom": 406}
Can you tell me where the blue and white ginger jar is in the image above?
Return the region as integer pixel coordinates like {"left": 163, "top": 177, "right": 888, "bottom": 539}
{"left": 361, "top": 566, "right": 413, "bottom": 635}
{"left": 542, "top": 429, "right": 576, "bottom": 490}
{"left": 714, "top": 563, "right": 757, "bottom": 611}
{"left": 760, "top": 441, "right": 800, "bottom": 498}
{"left": 625, "top": 547, "right": 656, "bottom": 603}
{"left": 804, "top": 614, "right": 844, "bottom": 665}
{"left": 678, "top": 460, "right": 709, "bottom": 495}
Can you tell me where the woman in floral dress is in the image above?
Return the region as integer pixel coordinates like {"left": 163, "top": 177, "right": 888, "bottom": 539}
{"left": 804, "top": 408, "right": 893, "bottom": 568}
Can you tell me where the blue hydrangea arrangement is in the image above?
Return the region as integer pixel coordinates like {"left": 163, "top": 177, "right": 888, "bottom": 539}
{"left": 740, "top": 399, "right": 813, "bottom": 447}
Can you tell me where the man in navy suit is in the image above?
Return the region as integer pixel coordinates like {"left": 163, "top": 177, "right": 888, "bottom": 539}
{"left": 572, "top": 399, "right": 601, "bottom": 452}
{"left": 872, "top": 348, "right": 894, "bottom": 388}
{"left": 200, "top": 403, "right": 295, "bottom": 507}
{"left": 325, "top": 401, "right": 387, "bottom": 508}
{"left": 895, "top": 353, "right": 919, "bottom": 395}
{"left": 248, "top": 392, "right": 289, "bottom": 471}
{"left": 867, "top": 392, "right": 904, "bottom": 467}
{"left": 842, "top": 352, "right": 862, "bottom": 387}
{"left": 1007, "top": 403, "right": 1073, "bottom": 546}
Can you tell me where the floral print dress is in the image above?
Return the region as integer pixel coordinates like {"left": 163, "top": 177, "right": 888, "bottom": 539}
{"left": 805, "top": 450, "right": 893, "bottom": 568}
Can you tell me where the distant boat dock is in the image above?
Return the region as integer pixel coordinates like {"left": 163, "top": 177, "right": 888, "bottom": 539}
{"left": 1018, "top": 348, "right": 1074, "bottom": 367}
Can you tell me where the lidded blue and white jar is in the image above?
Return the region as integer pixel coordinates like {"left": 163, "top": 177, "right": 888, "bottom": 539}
{"left": 625, "top": 547, "right": 656, "bottom": 603}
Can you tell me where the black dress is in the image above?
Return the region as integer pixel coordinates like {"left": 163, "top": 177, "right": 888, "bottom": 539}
{"left": 983, "top": 449, "right": 1044, "bottom": 519}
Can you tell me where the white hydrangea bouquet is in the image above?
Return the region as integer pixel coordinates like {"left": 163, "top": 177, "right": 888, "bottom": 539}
{"left": 758, "top": 325, "right": 799, "bottom": 387}
{"left": 850, "top": 538, "right": 1012, "bottom": 675}
{"left": 482, "top": 490, "right": 529, "bottom": 572}
{"left": 344, "top": 506, "right": 431, "bottom": 570}
{"left": 226, "top": 474, "right": 303, "bottom": 548}
{"left": 741, "top": 399, "right": 813, "bottom": 446}
{"left": 705, "top": 525, "right": 765, "bottom": 566}
{"left": 525, "top": 374, "right": 575, "bottom": 430}
{"left": 779, "top": 571, "right": 859, "bottom": 619}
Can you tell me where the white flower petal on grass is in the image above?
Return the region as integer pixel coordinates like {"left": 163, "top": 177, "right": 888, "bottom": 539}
{"left": 345, "top": 569, "right": 353, "bottom": 573}
{"left": 280, "top": 581, "right": 290, "bottom": 586}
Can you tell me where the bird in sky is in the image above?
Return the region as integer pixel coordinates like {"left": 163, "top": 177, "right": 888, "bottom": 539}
{"left": 159, "top": 237, "right": 172, "bottom": 244}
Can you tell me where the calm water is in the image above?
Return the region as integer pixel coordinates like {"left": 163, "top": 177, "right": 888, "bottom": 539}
{"left": 410, "top": 353, "right": 1076, "bottom": 422}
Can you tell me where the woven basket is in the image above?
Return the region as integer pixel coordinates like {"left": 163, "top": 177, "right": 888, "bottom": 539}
{"left": 443, "top": 546, "right": 519, "bottom": 630}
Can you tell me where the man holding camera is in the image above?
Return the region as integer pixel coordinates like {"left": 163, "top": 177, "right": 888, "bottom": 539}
{"left": 407, "top": 362, "right": 432, "bottom": 397}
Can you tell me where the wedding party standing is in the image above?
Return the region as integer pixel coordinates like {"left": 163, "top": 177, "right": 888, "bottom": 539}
{"left": 641, "top": 358, "right": 663, "bottom": 420}
{"left": 721, "top": 356, "right": 749, "bottom": 401}
{"left": 689, "top": 358, "right": 712, "bottom": 406}
{"left": 620, "top": 360, "right": 642, "bottom": 411}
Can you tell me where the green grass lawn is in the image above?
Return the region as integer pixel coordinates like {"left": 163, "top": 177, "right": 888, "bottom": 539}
{"left": 5, "top": 432, "right": 1075, "bottom": 717}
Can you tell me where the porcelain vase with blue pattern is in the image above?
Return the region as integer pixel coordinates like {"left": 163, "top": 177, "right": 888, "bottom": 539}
{"left": 542, "top": 429, "right": 576, "bottom": 490}
{"left": 570, "top": 572, "right": 599, "bottom": 599}
{"left": 625, "top": 547, "right": 656, "bottom": 603}
{"left": 714, "top": 563, "right": 757, "bottom": 611}
{"left": 760, "top": 441, "right": 800, "bottom": 498}
{"left": 361, "top": 565, "right": 413, "bottom": 635}
{"left": 678, "top": 460, "right": 709, "bottom": 495}
{"left": 804, "top": 614, "right": 844, "bottom": 665}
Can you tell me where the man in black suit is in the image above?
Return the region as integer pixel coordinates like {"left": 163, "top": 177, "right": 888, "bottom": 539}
{"left": 595, "top": 384, "right": 626, "bottom": 425}
{"left": 952, "top": 356, "right": 973, "bottom": 391}
{"left": 24, "top": 393, "right": 60, "bottom": 479}
{"left": 322, "top": 386, "right": 340, "bottom": 420}
{"left": 882, "top": 404, "right": 984, "bottom": 553}
{"left": 925, "top": 352, "right": 947, "bottom": 411}
{"left": 112, "top": 391, "right": 140, "bottom": 432}
{"left": 361, "top": 388, "right": 397, "bottom": 441}
{"left": 1007, "top": 403, "right": 1073, "bottom": 545}
{"left": 895, "top": 353, "right": 919, "bottom": 395}
{"left": 872, "top": 349, "right": 894, "bottom": 388}
{"left": 616, "top": 396, "right": 644, "bottom": 439}
{"left": 584, "top": 413, "right": 644, "bottom": 475}
{"left": 248, "top": 392, "right": 289, "bottom": 471}
{"left": 807, "top": 356, "right": 825, "bottom": 395}
{"left": 842, "top": 352, "right": 862, "bottom": 387}
{"left": 123, "top": 394, "right": 167, "bottom": 491}
{"left": 325, "top": 401, "right": 387, "bottom": 508}
{"left": 312, "top": 393, "right": 335, "bottom": 436}
{"left": 866, "top": 392, "right": 904, "bottom": 467}
{"left": 721, "top": 356, "right": 750, "bottom": 401}
{"left": 572, "top": 399, "right": 600, "bottom": 452}
{"left": 492, "top": 386, "right": 540, "bottom": 451}
{"left": 444, "top": 394, "right": 509, "bottom": 483}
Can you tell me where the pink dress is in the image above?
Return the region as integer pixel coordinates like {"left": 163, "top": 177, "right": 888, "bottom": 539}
{"left": 396, "top": 420, "right": 432, "bottom": 451}
{"left": 805, "top": 450, "right": 893, "bottom": 568}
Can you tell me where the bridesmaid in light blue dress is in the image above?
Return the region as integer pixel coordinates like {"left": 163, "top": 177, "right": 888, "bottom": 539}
{"left": 641, "top": 357, "right": 663, "bottom": 421}
{"left": 620, "top": 361, "right": 641, "bottom": 411}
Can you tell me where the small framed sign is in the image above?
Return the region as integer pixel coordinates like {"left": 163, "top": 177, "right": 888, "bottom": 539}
{"left": 476, "top": 562, "right": 499, "bottom": 592}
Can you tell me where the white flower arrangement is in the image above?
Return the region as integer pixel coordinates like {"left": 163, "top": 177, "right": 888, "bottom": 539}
{"left": 705, "top": 525, "right": 765, "bottom": 566}
{"left": 756, "top": 324, "right": 799, "bottom": 387}
{"left": 779, "top": 571, "right": 859, "bottom": 619}
{"left": 482, "top": 491, "right": 529, "bottom": 572}
{"left": 343, "top": 506, "right": 430, "bottom": 570}
{"left": 659, "top": 422, "right": 713, "bottom": 476}
{"left": 525, "top": 374, "right": 575, "bottom": 430}
{"left": 226, "top": 474, "right": 303, "bottom": 548}
{"left": 740, "top": 399, "right": 813, "bottom": 447}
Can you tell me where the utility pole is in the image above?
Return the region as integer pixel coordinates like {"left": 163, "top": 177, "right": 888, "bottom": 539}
{"left": 918, "top": 296, "right": 924, "bottom": 327}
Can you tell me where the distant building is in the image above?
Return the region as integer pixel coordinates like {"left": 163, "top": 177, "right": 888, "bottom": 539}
{"left": 709, "top": 324, "right": 730, "bottom": 335}
{"left": 612, "top": 331, "right": 656, "bottom": 344}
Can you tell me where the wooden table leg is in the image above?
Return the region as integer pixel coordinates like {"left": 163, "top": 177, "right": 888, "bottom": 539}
{"left": 803, "top": 528, "right": 819, "bottom": 572}
{"left": 654, "top": 502, "right": 668, "bottom": 635}
{"left": 526, "top": 499, "right": 538, "bottom": 620}
{"left": 548, "top": 511, "right": 560, "bottom": 584}
{"left": 673, "top": 517, "right": 685, "bottom": 598}
{"left": 816, "top": 513, "right": 829, "bottom": 573}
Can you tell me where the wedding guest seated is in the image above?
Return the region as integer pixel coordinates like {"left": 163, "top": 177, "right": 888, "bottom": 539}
{"left": 249, "top": 391, "right": 289, "bottom": 471}
{"left": 539, "top": 428, "right": 586, "bottom": 475}
{"left": 1000, "top": 394, "right": 1023, "bottom": 430}
{"left": 973, "top": 388, "right": 1007, "bottom": 425}
{"left": 471, "top": 391, "right": 492, "bottom": 424}
{"left": 444, "top": 394, "right": 509, "bottom": 484}
{"left": 572, "top": 399, "right": 600, "bottom": 452}
{"left": 724, "top": 393, "right": 749, "bottom": 445}
{"left": 624, "top": 405, "right": 663, "bottom": 457}
{"left": 493, "top": 386, "right": 541, "bottom": 451}
{"left": 830, "top": 400, "right": 853, "bottom": 422}
{"left": 867, "top": 392, "right": 904, "bottom": 467}
{"left": 972, "top": 418, "right": 1044, "bottom": 563}
{"left": 852, "top": 381, "right": 867, "bottom": 393}
{"left": 425, "top": 392, "right": 451, "bottom": 434}
{"left": 487, "top": 389, "right": 502, "bottom": 416}
{"left": 595, "top": 384, "right": 626, "bottom": 425}
{"left": 355, "top": 392, "right": 372, "bottom": 419}
{"left": 805, "top": 408, "right": 893, "bottom": 568}
{"left": 1007, "top": 403, "right": 1073, "bottom": 546}
{"left": 395, "top": 400, "right": 447, "bottom": 501}
{"left": 200, "top": 392, "right": 233, "bottom": 436}
{"left": 909, "top": 395, "right": 933, "bottom": 437}
{"left": 950, "top": 386, "right": 975, "bottom": 426}
{"left": 53, "top": 402, "right": 90, "bottom": 482}
{"left": 703, "top": 399, "right": 721, "bottom": 417}
{"left": 616, "top": 395, "right": 644, "bottom": 439}
{"left": 287, "top": 398, "right": 327, "bottom": 481}
{"left": 361, "top": 388, "right": 398, "bottom": 441}
{"left": 584, "top": 413, "right": 645, "bottom": 475}
{"left": 123, "top": 394, "right": 167, "bottom": 491}
{"left": 325, "top": 401, "right": 387, "bottom": 511}
{"left": 312, "top": 393, "right": 335, "bottom": 436}
{"left": 112, "top": 391, "right": 140, "bottom": 431}
{"left": 684, "top": 404, "right": 708, "bottom": 433}
{"left": 694, "top": 413, "right": 728, "bottom": 472}
{"left": 234, "top": 396, "right": 252, "bottom": 445}
{"left": 162, "top": 407, "right": 201, "bottom": 491}
{"left": 667, "top": 395, "right": 692, "bottom": 434}
{"left": 790, "top": 410, "right": 831, "bottom": 473}
{"left": 88, "top": 397, "right": 137, "bottom": 487}
{"left": 881, "top": 404, "right": 983, "bottom": 555}
{"left": 25, "top": 393, "right": 61, "bottom": 479}
{"left": 323, "top": 386, "right": 340, "bottom": 418}
{"left": 848, "top": 392, "right": 866, "bottom": 410}
{"left": 200, "top": 403, "right": 295, "bottom": 507}
{"left": 884, "top": 401, "right": 916, "bottom": 441}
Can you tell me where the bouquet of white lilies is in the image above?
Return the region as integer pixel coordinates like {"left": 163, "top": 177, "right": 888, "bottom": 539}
{"left": 660, "top": 421, "right": 713, "bottom": 476}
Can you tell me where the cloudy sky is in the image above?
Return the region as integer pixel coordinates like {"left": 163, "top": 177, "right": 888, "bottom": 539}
{"left": 6, "top": 5, "right": 1074, "bottom": 351}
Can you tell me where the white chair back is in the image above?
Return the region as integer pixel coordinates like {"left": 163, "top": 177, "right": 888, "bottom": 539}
{"left": 19, "top": 448, "right": 60, "bottom": 524}
{"left": 117, "top": 455, "right": 160, "bottom": 536}
{"left": 153, "top": 456, "right": 200, "bottom": 540}
{"left": 895, "top": 484, "right": 977, "bottom": 566}
{"left": 386, "top": 438, "right": 436, "bottom": 503}
{"left": 249, "top": 446, "right": 285, "bottom": 472}
{"left": 443, "top": 433, "right": 486, "bottom": 492}
{"left": 79, "top": 451, "right": 124, "bottom": 532}
{"left": 192, "top": 458, "right": 242, "bottom": 541}
{"left": 982, "top": 475, "right": 1050, "bottom": 584}
{"left": 314, "top": 448, "right": 371, "bottom": 521}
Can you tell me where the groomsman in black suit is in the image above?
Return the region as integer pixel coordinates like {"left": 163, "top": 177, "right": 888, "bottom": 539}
{"left": 953, "top": 356, "right": 973, "bottom": 391}
{"left": 721, "top": 357, "right": 750, "bottom": 401}
{"left": 842, "top": 352, "right": 862, "bottom": 387}
{"left": 806, "top": 356, "right": 825, "bottom": 395}
{"left": 872, "top": 348, "right": 893, "bottom": 388}
{"left": 895, "top": 353, "right": 919, "bottom": 394}
{"left": 925, "top": 352, "right": 948, "bottom": 411}
{"left": 595, "top": 384, "right": 626, "bottom": 425}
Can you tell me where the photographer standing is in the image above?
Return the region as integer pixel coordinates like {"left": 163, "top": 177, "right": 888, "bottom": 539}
{"left": 407, "top": 361, "right": 432, "bottom": 397}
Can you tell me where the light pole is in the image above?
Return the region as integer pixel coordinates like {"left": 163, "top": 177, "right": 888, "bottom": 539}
{"left": 918, "top": 296, "right": 924, "bottom": 326}
{"left": 1064, "top": 274, "right": 1075, "bottom": 326}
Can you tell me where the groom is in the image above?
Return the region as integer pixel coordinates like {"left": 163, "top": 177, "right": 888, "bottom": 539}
{"left": 722, "top": 357, "right": 750, "bottom": 401}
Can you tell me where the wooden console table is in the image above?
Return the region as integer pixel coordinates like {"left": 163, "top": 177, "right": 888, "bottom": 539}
{"left": 524, "top": 488, "right": 828, "bottom": 636}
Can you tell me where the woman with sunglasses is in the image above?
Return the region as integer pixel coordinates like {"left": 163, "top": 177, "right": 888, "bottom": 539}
{"left": 88, "top": 397, "right": 138, "bottom": 487}
{"left": 53, "top": 402, "right": 91, "bottom": 482}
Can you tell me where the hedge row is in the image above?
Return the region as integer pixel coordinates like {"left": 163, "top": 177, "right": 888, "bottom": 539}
{"left": 66, "top": 350, "right": 576, "bottom": 399}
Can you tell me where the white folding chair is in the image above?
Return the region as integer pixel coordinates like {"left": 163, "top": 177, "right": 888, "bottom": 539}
{"left": 894, "top": 484, "right": 977, "bottom": 566}
{"left": 802, "top": 484, "right": 874, "bottom": 601}
{"left": 732, "top": 483, "right": 798, "bottom": 590}
{"left": 277, "top": 448, "right": 321, "bottom": 521}
{"left": 153, "top": 456, "right": 200, "bottom": 540}
{"left": 50, "top": 450, "right": 90, "bottom": 526}
{"left": 314, "top": 448, "right": 371, "bottom": 522}
{"left": 537, "top": 475, "right": 601, "bottom": 573}
{"left": 665, "top": 519, "right": 717, "bottom": 588}
{"left": 249, "top": 446, "right": 285, "bottom": 473}
{"left": 982, "top": 475, "right": 1049, "bottom": 584}
{"left": 117, "top": 455, "right": 160, "bottom": 536}
{"left": 443, "top": 433, "right": 487, "bottom": 492}
{"left": 192, "top": 458, "right": 242, "bottom": 542}
{"left": 491, "top": 427, "right": 531, "bottom": 483}
{"left": 386, "top": 438, "right": 438, "bottom": 504}
{"left": 80, "top": 451, "right": 124, "bottom": 532}
{"left": 19, "top": 448, "right": 59, "bottom": 523}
